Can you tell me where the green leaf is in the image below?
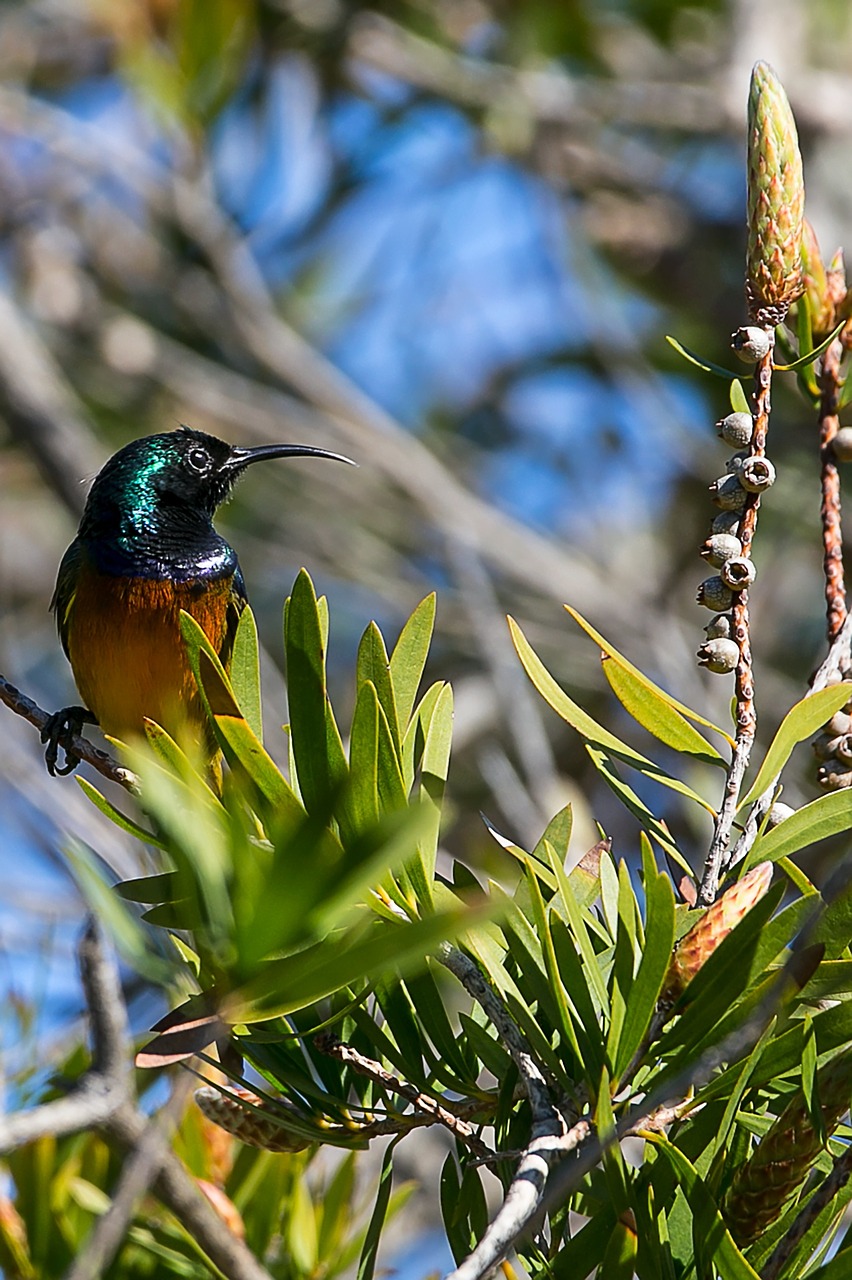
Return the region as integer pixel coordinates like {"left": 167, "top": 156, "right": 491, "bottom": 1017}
{"left": 586, "top": 747, "right": 694, "bottom": 874}
{"left": 547, "top": 844, "right": 610, "bottom": 1015}
{"left": 523, "top": 860, "right": 584, "bottom": 1067}
{"left": 229, "top": 605, "right": 262, "bottom": 740}
{"left": 748, "top": 788, "right": 852, "bottom": 866}
{"left": 284, "top": 569, "right": 350, "bottom": 821}
{"left": 740, "top": 684, "right": 852, "bottom": 808}
{"left": 389, "top": 594, "right": 436, "bottom": 730}
{"left": 773, "top": 319, "right": 846, "bottom": 371}
{"left": 612, "top": 843, "right": 676, "bottom": 1082}
{"left": 357, "top": 621, "right": 401, "bottom": 757}
{"left": 642, "top": 1134, "right": 760, "bottom": 1279}
{"left": 349, "top": 681, "right": 380, "bottom": 829}
{"left": 76, "top": 777, "right": 167, "bottom": 850}
{"left": 357, "top": 1138, "right": 399, "bottom": 1280}
{"left": 533, "top": 804, "right": 573, "bottom": 864}
{"left": 414, "top": 682, "right": 453, "bottom": 903}
{"left": 116, "top": 872, "right": 179, "bottom": 904}
{"left": 665, "top": 336, "right": 741, "bottom": 379}
{"left": 730, "top": 379, "right": 751, "bottom": 413}
{"left": 510, "top": 617, "right": 717, "bottom": 813}
{"left": 566, "top": 605, "right": 729, "bottom": 754}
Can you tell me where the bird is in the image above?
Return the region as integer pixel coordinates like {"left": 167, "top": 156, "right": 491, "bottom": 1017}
{"left": 42, "top": 426, "right": 353, "bottom": 775}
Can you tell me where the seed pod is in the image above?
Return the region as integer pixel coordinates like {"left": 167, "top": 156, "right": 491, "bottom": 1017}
{"left": 195, "top": 1086, "right": 311, "bottom": 1152}
{"left": 704, "top": 613, "right": 733, "bottom": 640}
{"left": 827, "top": 710, "right": 852, "bottom": 737}
{"left": 710, "top": 474, "right": 748, "bottom": 511}
{"left": 700, "top": 533, "right": 743, "bottom": 568}
{"left": 731, "top": 326, "right": 773, "bottom": 363}
{"left": 697, "top": 576, "right": 734, "bottom": 611}
{"left": 716, "top": 412, "right": 753, "bottom": 448}
{"left": 835, "top": 733, "right": 852, "bottom": 764}
{"left": 800, "top": 218, "right": 835, "bottom": 340}
{"left": 724, "top": 1052, "right": 852, "bottom": 1246}
{"left": 739, "top": 456, "right": 776, "bottom": 493}
{"left": 832, "top": 427, "right": 852, "bottom": 463}
{"left": 711, "top": 509, "right": 741, "bottom": 537}
{"left": 721, "top": 557, "right": 757, "bottom": 590}
{"left": 663, "top": 862, "right": 773, "bottom": 1003}
{"left": 696, "top": 638, "right": 739, "bottom": 674}
{"left": 766, "top": 801, "right": 796, "bottom": 827}
{"left": 745, "top": 61, "right": 805, "bottom": 323}
{"left": 725, "top": 451, "right": 751, "bottom": 475}
{"left": 818, "top": 761, "right": 852, "bottom": 790}
{"left": 812, "top": 732, "right": 842, "bottom": 760}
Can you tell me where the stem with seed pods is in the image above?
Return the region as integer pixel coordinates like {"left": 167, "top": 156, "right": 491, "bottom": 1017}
{"left": 819, "top": 335, "right": 848, "bottom": 644}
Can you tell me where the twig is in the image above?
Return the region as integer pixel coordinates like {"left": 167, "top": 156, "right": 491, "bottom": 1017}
{"left": 314, "top": 1033, "right": 493, "bottom": 1160}
{"left": 438, "top": 944, "right": 567, "bottom": 1280}
{"left": 0, "top": 672, "right": 138, "bottom": 792}
{"left": 0, "top": 917, "right": 130, "bottom": 1153}
{"left": 761, "top": 1142, "right": 852, "bottom": 1280}
{"left": 698, "top": 334, "right": 774, "bottom": 906}
{"left": 818, "top": 337, "right": 847, "bottom": 644}
{"left": 64, "top": 1074, "right": 194, "bottom": 1280}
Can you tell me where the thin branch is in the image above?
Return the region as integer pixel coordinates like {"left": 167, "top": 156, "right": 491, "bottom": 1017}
{"left": 0, "top": 917, "right": 130, "bottom": 1154}
{"left": 0, "top": 673, "right": 138, "bottom": 792}
{"left": 64, "top": 1074, "right": 194, "bottom": 1280}
{"left": 315, "top": 1033, "right": 493, "bottom": 1160}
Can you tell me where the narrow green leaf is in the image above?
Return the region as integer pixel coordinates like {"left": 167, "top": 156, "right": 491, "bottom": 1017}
{"left": 773, "top": 319, "right": 846, "bottom": 371}
{"left": 547, "top": 844, "right": 610, "bottom": 1015}
{"left": 740, "top": 684, "right": 852, "bottom": 808}
{"left": 533, "top": 804, "right": 573, "bottom": 864}
{"left": 511, "top": 618, "right": 717, "bottom": 812}
{"left": 229, "top": 605, "right": 262, "bottom": 740}
{"left": 76, "top": 777, "right": 167, "bottom": 850}
{"left": 642, "top": 1134, "right": 761, "bottom": 1279}
{"left": 349, "top": 681, "right": 380, "bottom": 829}
{"left": 586, "top": 748, "right": 693, "bottom": 873}
{"left": 665, "top": 335, "right": 741, "bottom": 379}
{"left": 730, "top": 379, "right": 751, "bottom": 413}
{"left": 748, "top": 788, "right": 852, "bottom": 866}
{"left": 389, "top": 593, "right": 436, "bottom": 731}
{"left": 357, "top": 1138, "right": 399, "bottom": 1280}
{"left": 566, "top": 605, "right": 729, "bottom": 754}
{"left": 400, "top": 681, "right": 444, "bottom": 792}
{"left": 523, "top": 860, "right": 584, "bottom": 1066}
{"left": 357, "top": 622, "right": 401, "bottom": 756}
{"left": 710, "top": 1018, "right": 777, "bottom": 1159}
{"left": 549, "top": 915, "right": 605, "bottom": 1083}
{"left": 116, "top": 872, "right": 179, "bottom": 904}
{"left": 415, "top": 682, "right": 452, "bottom": 900}
{"left": 613, "top": 859, "right": 675, "bottom": 1082}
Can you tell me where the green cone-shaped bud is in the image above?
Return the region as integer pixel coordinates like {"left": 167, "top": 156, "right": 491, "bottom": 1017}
{"left": 800, "top": 218, "right": 835, "bottom": 340}
{"left": 746, "top": 62, "right": 805, "bottom": 323}
{"left": 724, "top": 1053, "right": 852, "bottom": 1245}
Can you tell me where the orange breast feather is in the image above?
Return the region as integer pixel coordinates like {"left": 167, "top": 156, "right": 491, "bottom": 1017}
{"left": 66, "top": 566, "right": 234, "bottom": 749}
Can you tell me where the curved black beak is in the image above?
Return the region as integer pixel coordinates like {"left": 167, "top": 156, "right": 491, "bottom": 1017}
{"left": 225, "top": 443, "right": 356, "bottom": 472}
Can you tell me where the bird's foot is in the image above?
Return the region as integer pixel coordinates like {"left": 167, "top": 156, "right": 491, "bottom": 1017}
{"left": 41, "top": 705, "right": 98, "bottom": 776}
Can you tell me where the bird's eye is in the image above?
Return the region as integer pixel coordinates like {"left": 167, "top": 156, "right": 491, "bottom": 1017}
{"left": 186, "top": 446, "right": 211, "bottom": 474}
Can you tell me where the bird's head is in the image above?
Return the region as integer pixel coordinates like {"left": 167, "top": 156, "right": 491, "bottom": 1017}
{"left": 80, "top": 427, "right": 354, "bottom": 536}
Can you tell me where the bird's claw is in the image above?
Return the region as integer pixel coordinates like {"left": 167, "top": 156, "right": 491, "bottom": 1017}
{"left": 41, "top": 706, "right": 97, "bottom": 776}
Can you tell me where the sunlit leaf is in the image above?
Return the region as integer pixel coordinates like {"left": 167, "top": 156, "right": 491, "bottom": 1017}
{"left": 740, "top": 684, "right": 852, "bottom": 808}
{"left": 229, "top": 605, "right": 262, "bottom": 741}
{"left": 748, "top": 788, "right": 852, "bottom": 866}
{"left": 665, "top": 335, "right": 741, "bottom": 379}
{"left": 389, "top": 593, "right": 436, "bottom": 731}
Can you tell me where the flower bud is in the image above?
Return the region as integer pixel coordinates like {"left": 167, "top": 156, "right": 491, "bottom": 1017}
{"left": 832, "top": 427, "right": 852, "bottom": 463}
{"left": 696, "top": 638, "right": 739, "bottom": 674}
{"left": 704, "top": 613, "right": 733, "bottom": 640}
{"left": 716, "top": 412, "right": 754, "bottom": 448}
{"left": 697, "top": 577, "right": 735, "bottom": 611}
{"left": 663, "top": 862, "right": 773, "bottom": 1002}
{"left": 739, "top": 456, "right": 776, "bottom": 493}
{"left": 731, "top": 326, "right": 773, "bottom": 363}
{"left": 800, "top": 218, "right": 835, "bottom": 340}
{"left": 746, "top": 62, "right": 805, "bottom": 323}
{"left": 700, "top": 533, "right": 743, "bottom": 568}
{"left": 720, "top": 557, "right": 757, "bottom": 590}
{"left": 710, "top": 475, "right": 748, "bottom": 511}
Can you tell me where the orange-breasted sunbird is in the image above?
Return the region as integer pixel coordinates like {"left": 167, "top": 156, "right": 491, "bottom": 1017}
{"left": 42, "top": 426, "right": 352, "bottom": 774}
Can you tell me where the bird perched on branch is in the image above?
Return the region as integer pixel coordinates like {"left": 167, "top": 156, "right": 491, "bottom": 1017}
{"left": 42, "top": 426, "right": 353, "bottom": 775}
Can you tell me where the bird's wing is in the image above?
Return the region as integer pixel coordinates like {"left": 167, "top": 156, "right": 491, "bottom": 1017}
{"left": 218, "top": 563, "right": 249, "bottom": 670}
{"left": 50, "top": 539, "right": 84, "bottom": 660}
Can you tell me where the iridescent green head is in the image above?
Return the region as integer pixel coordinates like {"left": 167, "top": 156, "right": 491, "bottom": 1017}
{"left": 77, "top": 426, "right": 353, "bottom": 578}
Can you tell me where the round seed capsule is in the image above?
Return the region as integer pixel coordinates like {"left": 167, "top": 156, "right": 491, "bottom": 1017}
{"left": 731, "top": 326, "right": 772, "bottom": 362}
{"left": 704, "top": 613, "right": 733, "bottom": 639}
{"left": 818, "top": 761, "right": 852, "bottom": 790}
{"left": 739, "top": 456, "right": 776, "bottom": 493}
{"left": 832, "top": 427, "right": 852, "bottom": 462}
{"left": 835, "top": 734, "right": 852, "bottom": 764}
{"left": 812, "top": 732, "right": 842, "bottom": 760}
{"left": 766, "top": 802, "right": 796, "bottom": 827}
{"left": 697, "top": 576, "right": 735, "bottom": 611}
{"left": 711, "top": 509, "right": 741, "bottom": 537}
{"left": 827, "top": 711, "right": 852, "bottom": 737}
{"left": 696, "top": 638, "right": 739, "bottom": 674}
{"left": 701, "top": 534, "right": 743, "bottom": 568}
{"left": 710, "top": 474, "right": 748, "bottom": 511}
{"left": 726, "top": 451, "right": 751, "bottom": 475}
{"left": 720, "top": 557, "right": 757, "bottom": 590}
{"left": 716, "top": 412, "right": 753, "bottom": 448}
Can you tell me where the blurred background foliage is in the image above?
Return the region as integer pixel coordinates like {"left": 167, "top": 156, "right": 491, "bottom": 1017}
{"left": 3, "top": 0, "right": 852, "bottom": 1250}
